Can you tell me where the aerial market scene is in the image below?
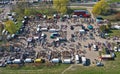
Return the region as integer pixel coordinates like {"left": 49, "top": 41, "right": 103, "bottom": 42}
{"left": 0, "top": 0, "right": 120, "bottom": 74}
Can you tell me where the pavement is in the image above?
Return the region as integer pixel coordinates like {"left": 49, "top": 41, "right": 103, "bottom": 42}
{"left": 0, "top": 5, "right": 10, "bottom": 21}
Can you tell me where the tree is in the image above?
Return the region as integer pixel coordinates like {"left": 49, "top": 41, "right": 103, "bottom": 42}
{"left": 4, "top": 20, "right": 17, "bottom": 34}
{"left": 24, "top": 8, "right": 31, "bottom": 16}
{"left": 99, "top": 23, "right": 111, "bottom": 32}
{"left": 0, "top": 22, "right": 4, "bottom": 33}
{"left": 99, "top": 25, "right": 106, "bottom": 32}
{"left": 106, "top": 22, "right": 112, "bottom": 30}
{"left": 92, "top": 0, "right": 110, "bottom": 15}
{"left": 53, "top": 0, "right": 69, "bottom": 14}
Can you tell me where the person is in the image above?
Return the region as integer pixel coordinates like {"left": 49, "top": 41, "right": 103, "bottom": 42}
{"left": 88, "top": 43, "right": 91, "bottom": 51}
{"left": 70, "top": 26, "right": 74, "bottom": 30}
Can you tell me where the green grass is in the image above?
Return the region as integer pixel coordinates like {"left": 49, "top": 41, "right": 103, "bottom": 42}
{"left": 64, "top": 52, "right": 120, "bottom": 74}
{"left": 0, "top": 63, "right": 70, "bottom": 74}
{"left": 15, "top": 21, "right": 22, "bottom": 31}
{"left": 108, "top": 29, "right": 120, "bottom": 37}
{"left": 70, "top": 7, "right": 87, "bottom": 10}
{"left": 0, "top": 40, "right": 4, "bottom": 45}
{"left": 101, "top": 15, "right": 114, "bottom": 19}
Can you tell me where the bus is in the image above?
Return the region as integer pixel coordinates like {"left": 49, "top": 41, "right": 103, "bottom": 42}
{"left": 74, "top": 10, "right": 91, "bottom": 18}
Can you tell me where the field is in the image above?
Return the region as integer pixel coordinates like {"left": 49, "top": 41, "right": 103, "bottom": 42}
{"left": 0, "top": 52, "right": 120, "bottom": 74}
{"left": 0, "top": 64, "right": 70, "bottom": 74}
{"left": 108, "top": 30, "right": 120, "bottom": 37}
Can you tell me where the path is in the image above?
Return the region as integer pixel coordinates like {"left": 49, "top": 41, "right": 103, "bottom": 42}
{"left": 62, "top": 65, "right": 74, "bottom": 74}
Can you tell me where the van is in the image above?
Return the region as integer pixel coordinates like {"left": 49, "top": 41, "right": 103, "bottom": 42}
{"left": 81, "top": 56, "right": 87, "bottom": 66}
{"left": 40, "top": 28, "right": 48, "bottom": 31}
{"left": 79, "top": 29, "right": 85, "bottom": 34}
{"left": 48, "top": 29, "right": 58, "bottom": 33}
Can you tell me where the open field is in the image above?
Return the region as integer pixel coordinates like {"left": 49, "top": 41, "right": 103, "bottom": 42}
{"left": 0, "top": 64, "right": 70, "bottom": 74}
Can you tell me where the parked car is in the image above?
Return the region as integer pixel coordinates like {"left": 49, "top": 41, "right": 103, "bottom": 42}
{"left": 96, "top": 16, "right": 104, "bottom": 24}
{"left": 7, "top": 34, "right": 11, "bottom": 40}
{"left": 13, "top": 59, "right": 22, "bottom": 64}
{"left": 81, "top": 56, "right": 87, "bottom": 66}
{"left": 48, "top": 29, "right": 60, "bottom": 33}
{"left": 40, "top": 28, "right": 48, "bottom": 31}
{"left": 6, "top": 60, "right": 13, "bottom": 64}
{"left": 113, "top": 25, "right": 120, "bottom": 29}
{"left": 114, "top": 46, "right": 120, "bottom": 52}
{"left": 50, "top": 33, "right": 60, "bottom": 39}
{"left": 24, "top": 58, "right": 33, "bottom": 63}
{"left": 96, "top": 62, "right": 104, "bottom": 67}
{"left": 0, "top": 63, "right": 6, "bottom": 67}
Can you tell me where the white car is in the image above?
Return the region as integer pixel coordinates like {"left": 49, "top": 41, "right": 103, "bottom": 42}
{"left": 2, "top": 29, "right": 6, "bottom": 35}
{"left": 114, "top": 25, "right": 120, "bottom": 29}
{"left": 114, "top": 46, "right": 120, "bottom": 52}
{"left": 93, "top": 44, "right": 97, "bottom": 51}
{"left": 7, "top": 34, "right": 11, "bottom": 40}
{"left": 40, "top": 28, "right": 48, "bottom": 31}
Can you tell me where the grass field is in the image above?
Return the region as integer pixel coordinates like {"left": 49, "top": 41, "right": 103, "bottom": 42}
{"left": 0, "top": 64, "right": 70, "bottom": 74}
{"left": 108, "top": 30, "right": 120, "bottom": 37}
